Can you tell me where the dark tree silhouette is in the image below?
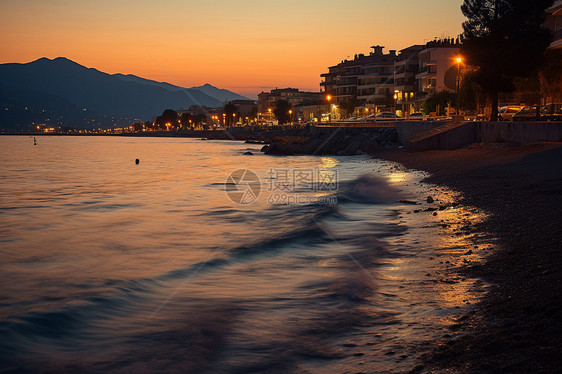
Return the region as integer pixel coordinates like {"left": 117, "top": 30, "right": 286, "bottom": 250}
{"left": 539, "top": 49, "right": 562, "bottom": 104}
{"left": 160, "top": 109, "right": 178, "bottom": 128}
{"left": 179, "top": 112, "right": 192, "bottom": 128}
{"left": 248, "top": 106, "right": 258, "bottom": 122}
{"left": 460, "top": 0, "right": 554, "bottom": 120}
{"left": 223, "top": 103, "right": 239, "bottom": 126}
{"left": 193, "top": 113, "right": 206, "bottom": 125}
{"left": 154, "top": 116, "right": 165, "bottom": 129}
{"left": 459, "top": 70, "right": 488, "bottom": 113}
{"left": 423, "top": 91, "right": 456, "bottom": 116}
{"left": 273, "top": 100, "right": 292, "bottom": 125}
{"left": 340, "top": 97, "right": 358, "bottom": 118}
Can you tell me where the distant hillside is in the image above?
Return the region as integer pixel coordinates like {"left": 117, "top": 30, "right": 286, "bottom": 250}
{"left": 0, "top": 57, "right": 247, "bottom": 130}
{"left": 112, "top": 75, "right": 249, "bottom": 103}
{"left": 190, "top": 83, "right": 250, "bottom": 102}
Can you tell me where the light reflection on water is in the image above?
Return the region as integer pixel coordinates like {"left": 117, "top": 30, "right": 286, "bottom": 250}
{"left": 0, "top": 136, "right": 490, "bottom": 373}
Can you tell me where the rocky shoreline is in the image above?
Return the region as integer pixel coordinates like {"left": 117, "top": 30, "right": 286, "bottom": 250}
{"left": 375, "top": 143, "right": 562, "bottom": 373}
{"left": 259, "top": 126, "right": 398, "bottom": 155}
{"left": 114, "top": 126, "right": 401, "bottom": 156}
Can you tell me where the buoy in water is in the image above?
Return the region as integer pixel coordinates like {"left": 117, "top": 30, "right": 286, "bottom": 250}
{"left": 135, "top": 159, "right": 140, "bottom": 165}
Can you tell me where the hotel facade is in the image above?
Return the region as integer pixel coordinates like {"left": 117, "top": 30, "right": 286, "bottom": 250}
{"left": 321, "top": 45, "right": 396, "bottom": 107}
{"left": 320, "top": 40, "right": 462, "bottom": 115}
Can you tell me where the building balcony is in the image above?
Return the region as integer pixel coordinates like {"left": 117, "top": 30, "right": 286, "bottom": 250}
{"left": 336, "top": 83, "right": 357, "bottom": 88}
{"left": 416, "top": 71, "right": 436, "bottom": 79}
{"left": 394, "top": 84, "right": 417, "bottom": 92}
{"left": 359, "top": 72, "right": 393, "bottom": 78}
{"left": 421, "top": 87, "right": 436, "bottom": 95}
{"left": 357, "top": 94, "right": 386, "bottom": 100}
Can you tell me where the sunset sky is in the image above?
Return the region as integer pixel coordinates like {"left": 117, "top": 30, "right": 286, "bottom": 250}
{"left": 0, "top": 0, "right": 465, "bottom": 98}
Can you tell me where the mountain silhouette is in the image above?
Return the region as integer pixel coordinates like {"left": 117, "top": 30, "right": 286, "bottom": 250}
{"left": 0, "top": 57, "right": 247, "bottom": 130}
{"left": 190, "top": 83, "right": 250, "bottom": 102}
{"left": 112, "top": 75, "right": 249, "bottom": 103}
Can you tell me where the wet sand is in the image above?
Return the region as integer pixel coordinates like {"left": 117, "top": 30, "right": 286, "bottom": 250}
{"left": 375, "top": 142, "right": 562, "bottom": 373}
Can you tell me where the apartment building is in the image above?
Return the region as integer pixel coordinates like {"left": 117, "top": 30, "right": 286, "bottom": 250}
{"left": 226, "top": 99, "right": 258, "bottom": 118}
{"left": 257, "top": 88, "right": 323, "bottom": 113}
{"left": 394, "top": 45, "right": 424, "bottom": 114}
{"left": 415, "top": 39, "right": 461, "bottom": 97}
{"left": 546, "top": 0, "right": 562, "bottom": 49}
{"left": 321, "top": 46, "right": 397, "bottom": 107}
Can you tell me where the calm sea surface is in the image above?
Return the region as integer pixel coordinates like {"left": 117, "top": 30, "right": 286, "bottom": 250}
{"left": 0, "top": 136, "right": 486, "bottom": 373}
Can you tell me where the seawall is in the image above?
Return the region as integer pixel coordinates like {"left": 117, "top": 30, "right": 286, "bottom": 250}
{"left": 396, "top": 121, "right": 562, "bottom": 151}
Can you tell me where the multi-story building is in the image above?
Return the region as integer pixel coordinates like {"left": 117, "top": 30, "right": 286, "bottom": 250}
{"left": 321, "top": 46, "right": 397, "bottom": 107}
{"left": 415, "top": 39, "right": 461, "bottom": 97}
{"left": 257, "top": 88, "right": 323, "bottom": 113}
{"left": 394, "top": 45, "right": 424, "bottom": 115}
{"left": 546, "top": 0, "right": 562, "bottom": 49}
{"left": 226, "top": 99, "right": 258, "bottom": 118}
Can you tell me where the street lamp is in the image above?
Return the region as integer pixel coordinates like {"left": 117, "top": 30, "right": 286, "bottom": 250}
{"left": 288, "top": 109, "right": 293, "bottom": 124}
{"left": 326, "top": 95, "right": 332, "bottom": 124}
{"left": 456, "top": 57, "right": 462, "bottom": 116}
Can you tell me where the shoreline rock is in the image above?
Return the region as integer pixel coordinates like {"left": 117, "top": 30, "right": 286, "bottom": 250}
{"left": 260, "top": 127, "right": 399, "bottom": 156}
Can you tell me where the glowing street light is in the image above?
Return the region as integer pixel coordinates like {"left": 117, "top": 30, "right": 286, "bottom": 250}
{"left": 456, "top": 57, "right": 463, "bottom": 115}
{"left": 326, "top": 95, "right": 333, "bottom": 124}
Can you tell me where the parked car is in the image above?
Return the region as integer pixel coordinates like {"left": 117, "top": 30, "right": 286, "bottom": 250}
{"left": 512, "top": 106, "right": 542, "bottom": 121}
{"left": 375, "top": 112, "right": 402, "bottom": 119}
{"left": 540, "top": 104, "right": 562, "bottom": 121}
{"left": 408, "top": 112, "right": 424, "bottom": 119}
{"left": 498, "top": 106, "right": 523, "bottom": 121}
{"left": 511, "top": 105, "right": 562, "bottom": 121}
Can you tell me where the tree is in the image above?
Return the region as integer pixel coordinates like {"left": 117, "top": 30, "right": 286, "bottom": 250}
{"left": 179, "top": 112, "right": 192, "bottom": 128}
{"left": 248, "top": 106, "right": 258, "bottom": 123}
{"left": 539, "top": 49, "right": 562, "bottom": 104}
{"left": 459, "top": 70, "right": 488, "bottom": 113}
{"left": 423, "top": 91, "right": 456, "bottom": 115}
{"left": 192, "top": 113, "right": 206, "bottom": 125}
{"left": 461, "top": 0, "right": 554, "bottom": 120}
{"left": 223, "top": 103, "right": 239, "bottom": 126}
{"left": 340, "top": 97, "right": 358, "bottom": 118}
{"left": 273, "top": 100, "right": 292, "bottom": 125}
{"left": 159, "top": 109, "right": 178, "bottom": 129}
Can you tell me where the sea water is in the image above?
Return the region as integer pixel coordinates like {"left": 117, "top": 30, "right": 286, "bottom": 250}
{"left": 0, "top": 136, "right": 487, "bottom": 373}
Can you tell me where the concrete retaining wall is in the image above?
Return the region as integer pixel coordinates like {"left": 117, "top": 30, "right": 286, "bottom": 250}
{"left": 394, "top": 121, "right": 443, "bottom": 144}
{"left": 477, "top": 122, "right": 562, "bottom": 144}
{"left": 396, "top": 121, "right": 562, "bottom": 151}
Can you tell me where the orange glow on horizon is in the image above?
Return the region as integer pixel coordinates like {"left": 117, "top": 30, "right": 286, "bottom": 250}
{"left": 0, "top": 1, "right": 465, "bottom": 98}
